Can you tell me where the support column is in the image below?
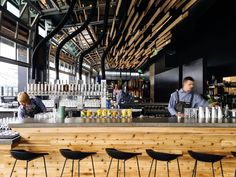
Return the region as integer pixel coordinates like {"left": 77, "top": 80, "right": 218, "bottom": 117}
{"left": 149, "top": 63, "right": 155, "bottom": 103}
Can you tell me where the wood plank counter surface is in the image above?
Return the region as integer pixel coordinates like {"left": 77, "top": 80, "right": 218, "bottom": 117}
{"left": 0, "top": 117, "right": 235, "bottom": 177}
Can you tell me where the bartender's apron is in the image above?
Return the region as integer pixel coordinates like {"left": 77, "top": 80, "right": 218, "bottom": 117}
{"left": 175, "top": 91, "right": 194, "bottom": 114}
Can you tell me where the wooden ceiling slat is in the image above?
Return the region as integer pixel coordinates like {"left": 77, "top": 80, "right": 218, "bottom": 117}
{"left": 109, "top": 0, "right": 122, "bottom": 40}
{"left": 182, "top": 0, "right": 197, "bottom": 12}
{"left": 159, "top": 11, "right": 188, "bottom": 38}
{"left": 164, "top": 0, "right": 177, "bottom": 13}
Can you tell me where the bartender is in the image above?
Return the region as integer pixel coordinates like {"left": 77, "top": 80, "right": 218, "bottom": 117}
{"left": 17, "top": 92, "right": 46, "bottom": 119}
{"left": 168, "top": 76, "right": 209, "bottom": 117}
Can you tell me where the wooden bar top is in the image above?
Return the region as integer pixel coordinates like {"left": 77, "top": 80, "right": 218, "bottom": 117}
{"left": 8, "top": 117, "right": 236, "bottom": 128}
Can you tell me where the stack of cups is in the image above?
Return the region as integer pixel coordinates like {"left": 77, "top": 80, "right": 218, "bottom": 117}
{"left": 198, "top": 107, "right": 204, "bottom": 123}
{"left": 205, "top": 107, "right": 211, "bottom": 123}
{"left": 217, "top": 107, "right": 223, "bottom": 123}
{"left": 211, "top": 107, "right": 217, "bottom": 123}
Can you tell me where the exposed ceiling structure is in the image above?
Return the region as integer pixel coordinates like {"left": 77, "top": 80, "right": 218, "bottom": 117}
{"left": 1, "top": 0, "right": 199, "bottom": 72}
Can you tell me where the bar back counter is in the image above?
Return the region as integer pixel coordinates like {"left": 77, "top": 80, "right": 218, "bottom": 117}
{"left": 0, "top": 117, "right": 236, "bottom": 177}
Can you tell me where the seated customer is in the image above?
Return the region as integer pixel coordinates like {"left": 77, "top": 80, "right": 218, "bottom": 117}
{"left": 17, "top": 92, "right": 46, "bottom": 119}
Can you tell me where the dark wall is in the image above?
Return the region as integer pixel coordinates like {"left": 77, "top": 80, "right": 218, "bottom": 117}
{"left": 183, "top": 58, "right": 205, "bottom": 94}
{"left": 155, "top": 67, "right": 180, "bottom": 102}
{"left": 172, "top": 0, "right": 236, "bottom": 80}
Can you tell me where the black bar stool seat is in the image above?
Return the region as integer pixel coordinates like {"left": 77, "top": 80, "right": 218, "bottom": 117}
{"left": 10, "top": 149, "right": 49, "bottom": 177}
{"left": 146, "top": 149, "right": 182, "bottom": 177}
{"left": 60, "top": 149, "right": 96, "bottom": 160}
{"left": 188, "top": 150, "right": 225, "bottom": 177}
{"left": 232, "top": 151, "right": 236, "bottom": 157}
{"left": 105, "top": 148, "right": 142, "bottom": 177}
{"left": 59, "top": 149, "right": 97, "bottom": 177}
{"left": 188, "top": 150, "right": 225, "bottom": 163}
{"left": 106, "top": 148, "right": 141, "bottom": 160}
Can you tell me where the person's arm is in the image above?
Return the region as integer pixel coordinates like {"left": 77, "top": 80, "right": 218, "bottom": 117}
{"left": 34, "top": 97, "right": 47, "bottom": 112}
{"left": 168, "top": 93, "right": 177, "bottom": 116}
{"left": 194, "top": 94, "right": 209, "bottom": 108}
{"left": 17, "top": 107, "right": 25, "bottom": 119}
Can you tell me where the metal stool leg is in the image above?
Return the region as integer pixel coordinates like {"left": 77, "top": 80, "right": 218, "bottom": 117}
{"left": 212, "top": 163, "right": 215, "bottom": 177}
{"left": 148, "top": 159, "right": 154, "bottom": 177}
{"left": 192, "top": 160, "right": 197, "bottom": 177}
{"left": 117, "top": 160, "right": 119, "bottom": 177}
{"left": 124, "top": 160, "right": 126, "bottom": 177}
{"left": 167, "top": 161, "right": 170, "bottom": 177}
{"left": 154, "top": 160, "right": 157, "bottom": 177}
{"left": 219, "top": 160, "right": 224, "bottom": 177}
{"left": 177, "top": 158, "right": 181, "bottom": 177}
{"left": 60, "top": 159, "right": 67, "bottom": 177}
{"left": 10, "top": 159, "right": 17, "bottom": 177}
{"left": 136, "top": 156, "right": 141, "bottom": 177}
{"left": 26, "top": 160, "right": 29, "bottom": 177}
{"left": 91, "top": 156, "right": 96, "bottom": 177}
{"left": 78, "top": 160, "right": 80, "bottom": 177}
{"left": 106, "top": 158, "right": 113, "bottom": 177}
{"left": 71, "top": 160, "right": 74, "bottom": 177}
{"left": 43, "top": 156, "right": 48, "bottom": 177}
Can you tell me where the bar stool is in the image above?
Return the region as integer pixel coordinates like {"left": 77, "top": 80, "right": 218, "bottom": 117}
{"left": 59, "top": 149, "right": 96, "bottom": 177}
{"left": 232, "top": 151, "right": 236, "bottom": 177}
{"left": 105, "top": 148, "right": 142, "bottom": 177}
{"left": 10, "top": 149, "right": 49, "bottom": 177}
{"left": 188, "top": 150, "right": 225, "bottom": 177}
{"left": 146, "top": 149, "right": 182, "bottom": 177}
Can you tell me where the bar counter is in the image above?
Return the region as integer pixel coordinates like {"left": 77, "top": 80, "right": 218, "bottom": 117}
{"left": 0, "top": 117, "right": 236, "bottom": 177}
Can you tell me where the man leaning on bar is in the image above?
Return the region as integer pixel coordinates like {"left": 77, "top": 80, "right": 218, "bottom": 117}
{"left": 168, "top": 76, "right": 217, "bottom": 118}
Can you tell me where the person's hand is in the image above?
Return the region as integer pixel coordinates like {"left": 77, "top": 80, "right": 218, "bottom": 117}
{"left": 176, "top": 112, "right": 184, "bottom": 118}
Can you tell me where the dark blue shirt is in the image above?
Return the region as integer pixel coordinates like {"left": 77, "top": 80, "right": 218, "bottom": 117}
{"left": 18, "top": 98, "right": 46, "bottom": 119}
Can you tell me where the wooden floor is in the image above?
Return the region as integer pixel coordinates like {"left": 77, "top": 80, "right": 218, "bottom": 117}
{"left": 0, "top": 127, "right": 236, "bottom": 177}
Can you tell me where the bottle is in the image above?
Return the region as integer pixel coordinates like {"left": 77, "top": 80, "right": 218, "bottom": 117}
{"left": 63, "top": 81, "right": 69, "bottom": 94}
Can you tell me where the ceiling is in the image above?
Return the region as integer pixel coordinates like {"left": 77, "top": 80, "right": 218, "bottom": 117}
{"left": 3, "top": 0, "right": 199, "bottom": 71}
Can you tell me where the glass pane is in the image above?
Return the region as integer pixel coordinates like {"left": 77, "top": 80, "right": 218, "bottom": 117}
{"left": 1, "top": 14, "right": 16, "bottom": 39}
{"left": 0, "top": 37, "right": 16, "bottom": 60}
{"left": 0, "top": 61, "right": 18, "bottom": 95}
{"left": 17, "top": 44, "right": 28, "bottom": 63}
{"left": 18, "top": 25, "right": 29, "bottom": 43}
{"left": 60, "top": 72, "right": 69, "bottom": 82}
{"left": 49, "top": 69, "right": 56, "bottom": 84}
{"left": 6, "top": 1, "right": 20, "bottom": 17}
{"left": 38, "top": 26, "right": 46, "bottom": 37}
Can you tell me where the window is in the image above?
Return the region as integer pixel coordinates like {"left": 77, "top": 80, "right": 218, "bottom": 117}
{"left": 60, "top": 72, "right": 69, "bottom": 82}
{"left": 0, "top": 37, "right": 16, "bottom": 60}
{"left": 38, "top": 26, "right": 46, "bottom": 37}
{"left": 0, "top": 62, "right": 28, "bottom": 95}
{"left": 18, "top": 25, "right": 29, "bottom": 43}
{"left": 6, "top": 2, "right": 19, "bottom": 17}
{"left": 17, "top": 44, "right": 28, "bottom": 63}
{"left": 49, "top": 70, "right": 70, "bottom": 83}
{"left": 49, "top": 69, "right": 56, "bottom": 84}
{"left": 82, "top": 74, "right": 86, "bottom": 84}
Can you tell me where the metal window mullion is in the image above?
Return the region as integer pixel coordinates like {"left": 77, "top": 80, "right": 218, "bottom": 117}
{"left": 31, "top": 13, "right": 40, "bottom": 27}
{"left": 19, "top": 3, "right": 28, "bottom": 18}
{"left": 15, "top": 21, "right": 19, "bottom": 61}
{"left": 1, "top": 0, "right": 7, "bottom": 6}
{"left": 15, "top": 22, "right": 19, "bottom": 39}
{"left": 0, "top": 11, "right": 2, "bottom": 31}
